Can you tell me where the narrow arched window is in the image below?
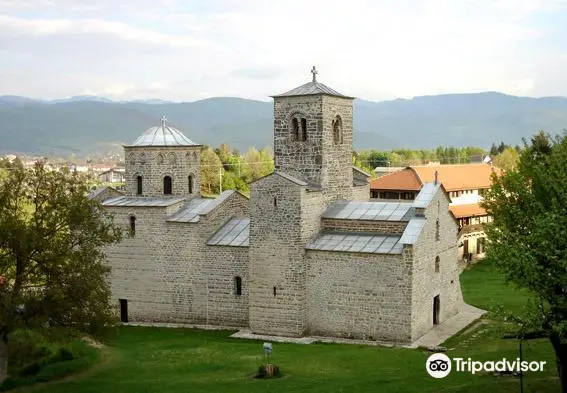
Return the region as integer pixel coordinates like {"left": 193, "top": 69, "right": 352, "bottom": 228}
{"left": 273, "top": 286, "right": 277, "bottom": 297}
{"left": 291, "top": 118, "right": 299, "bottom": 141}
{"left": 273, "top": 196, "right": 277, "bottom": 208}
{"left": 435, "top": 256, "right": 440, "bottom": 272}
{"left": 136, "top": 176, "right": 143, "bottom": 195}
{"left": 158, "top": 154, "right": 165, "bottom": 165}
{"left": 188, "top": 175, "right": 194, "bottom": 194}
{"left": 129, "top": 216, "right": 136, "bottom": 236}
{"left": 164, "top": 176, "right": 172, "bottom": 195}
{"left": 234, "top": 276, "right": 242, "bottom": 296}
{"left": 300, "top": 118, "right": 307, "bottom": 141}
{"left": 333, "top": 116, "right": 342, "bottom": 144}
{"left": 435, "top": 219, "right": 440, "bottom": 241}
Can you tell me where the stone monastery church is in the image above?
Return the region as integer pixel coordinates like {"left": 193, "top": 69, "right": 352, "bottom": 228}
{"left": 99, "top": 69, "right": 464, "bottom": 344}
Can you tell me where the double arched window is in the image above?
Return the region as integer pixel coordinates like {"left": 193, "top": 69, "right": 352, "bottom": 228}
{"left": 290, "top": 114, "right": 307, "bottom": 141}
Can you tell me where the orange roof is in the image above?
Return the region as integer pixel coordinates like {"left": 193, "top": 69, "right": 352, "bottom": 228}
{"left": 370, "top": 164, "right": 498, "bottom": 192}
{"left": 449, "top": 204, "right": 487, "bottom": 218}
{"left": 370, "top": 169, "right": 422, "bottom": 191}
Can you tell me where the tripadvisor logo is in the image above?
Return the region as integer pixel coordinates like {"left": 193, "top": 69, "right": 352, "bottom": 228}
{"left": 426, "top": 353, "right": 546, "bottom": 378}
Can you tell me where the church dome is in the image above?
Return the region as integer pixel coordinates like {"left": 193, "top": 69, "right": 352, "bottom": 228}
{"left": 128, "top": 116, "right": 198, "bottom": 147}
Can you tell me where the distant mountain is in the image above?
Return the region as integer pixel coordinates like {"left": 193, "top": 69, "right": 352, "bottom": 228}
{"left": 0, "top": 92, "right": 566, "bottom": 156}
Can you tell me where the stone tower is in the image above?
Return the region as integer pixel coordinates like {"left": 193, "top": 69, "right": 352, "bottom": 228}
{"left": 124, "top": 116, "right": 201, "bottom": 198}
{"left": 248, "top": 69, "right": 355, "bottom": 337}
{"left": 272, "top": 66, "right": 354, "bottom": 202}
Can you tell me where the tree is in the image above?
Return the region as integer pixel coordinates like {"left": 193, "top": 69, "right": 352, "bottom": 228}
{"left": 492, "top": 147, "right": 520, "bottom": 171}
{"left": 200, "top": 147, "right": 223, "bottom": 195}
{"left": 482, "top": 131, "right": 567, "bottom": 391}
{"left": 0, "top": 162, "right": 122, "bottom": 383}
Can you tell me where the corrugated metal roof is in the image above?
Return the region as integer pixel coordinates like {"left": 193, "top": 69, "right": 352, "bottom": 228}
{"left": 399, "top": 217, "right": 426, "bottom": 245}
{"left": 322, "top": 201, "right": 415, "bottom": 222}
{"left": 207, "top": 218, "right": 250, "bottom": 247}
{"left": 166, "top": 191, "right": 237, "bottom": 223}
{"left": 273, "top": 81, "right": 352, "bottom": 98}
{"left": 413, "top": 183, "right": 440, "bottom": 208}
{"left": 127, "top": 118, "right": 199, "bottom": 147}
{"left": 306, "top": 233, "right": 403, "bottom": 254}
{"left": 102, "top": 196, "right": 185, "bottom": 207}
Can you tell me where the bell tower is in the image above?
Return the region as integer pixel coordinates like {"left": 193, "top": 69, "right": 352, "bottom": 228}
{"left": 272, "top": 67, "right": 354, "bottom": 201}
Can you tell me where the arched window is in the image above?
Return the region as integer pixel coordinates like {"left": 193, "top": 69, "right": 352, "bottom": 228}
{"left": 300, "top": 118, "right": 307, "bottom": 141}
{"left": 273, "top": 196, "right": 277, "bottom": 208}
{"left": 164, "top": 176, "right": 172, "bottom": 195}
{"left": 188, "top": 175, "right": 194, "bottom": 194}
{"left": 129, "top": 216, "right": 136, "bottom": 236}
{"left": 435, "top": 256, "right": 440, "bottom": 272}
{"left": 291, "top": 118, "right": 299, "bottom": 141}
{"left": 435, "top": 219, "right": 440, "bottom": 241}
{"left": 273, "top": 286, "right": 277, "bottom": 297}
{"left": 136, "top": 176, "right": 143, "bottom": 195}
{"left": 140, "top": 152, "right": 146, "bottom": 165}
{"left": 234, "top": 276, "right": 242, "bottom": 296}
{"left": 168, "top": 153, "right": 177, "bottom": 165}
{"left": 333, "top": 116, "right": 343, "bottom": 144}
{"left": 157, "top": 154, "right": 165, "bottom": 165}
{"left": 129, "top": 153, "right": 135, "bottom": 165}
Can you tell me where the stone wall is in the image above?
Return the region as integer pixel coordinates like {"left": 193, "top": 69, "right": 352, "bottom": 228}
{"left": 352, "top": 184, "right": 370, "bottom": 202}
{"left": 321, "top": 218, "right": 407, "bottom": 235}
{"left": 410, "top": 188, "right": 462, "bottom": 341}
{"left": 305, "top": 250, "right": 412, "bottom": 342}
{"left": 104, "top": 191, "right": 249, "bottom": 326}
{"left": 124, "top": 145, "right": 201, "bottom": 198}
{"left": 249, "top": 174, "right": 327, "bottom": 336}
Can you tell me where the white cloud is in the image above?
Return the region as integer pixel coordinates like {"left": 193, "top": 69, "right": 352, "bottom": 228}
{"left": 0, "top": 0, "right": 565, "bottom": 100}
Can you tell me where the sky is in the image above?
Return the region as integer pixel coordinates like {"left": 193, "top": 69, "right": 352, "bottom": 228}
{"left": 1, "top": 0, "right": 567, "bottom": 102}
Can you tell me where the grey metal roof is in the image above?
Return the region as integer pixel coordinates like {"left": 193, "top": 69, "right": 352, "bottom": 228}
{"left": 127, "top": 117, "right": 198, "bottom": 147}
{"left": 399, "top": 217, "right": 426, "bottom": 245}
{"left": 102, "top": 196, "right": 185, "bottom": 207}
{"left": 273, "top": 81, "right": 352, "bottom": 98}
{"left": 306, "top": 233, "right": 403, "bottom": 254}
{"left": 413, "top": 183, "right": 440, "bottom": 208}
{"left": 207, "top": 218, "right": 250, "bottom": 247}
{"left": 322, "top": 201, "right": 415, "bottom": 222}
{"left": 166, "top": 191, "right": 237, "bottom": 223}
{"left": 88, "top": 187, "right": 108, "bottom": 200}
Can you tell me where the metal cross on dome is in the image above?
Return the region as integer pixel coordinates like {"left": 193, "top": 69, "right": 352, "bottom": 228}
{"left": 161, "top": 115, "right": 167, "bottom": 127}
{"left": 311, "top": 66, "right": 318, "bottom": 82}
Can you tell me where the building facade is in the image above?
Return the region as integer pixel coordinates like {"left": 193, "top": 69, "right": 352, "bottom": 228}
{"left": 99, "top": 70, "right": 465, "bottom": 344}
{"left": 370, "top": 164, "right": 496, "bottom": 261}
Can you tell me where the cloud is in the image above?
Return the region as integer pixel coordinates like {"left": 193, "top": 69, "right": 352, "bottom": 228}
{"left": 0, "top": 0, "right": 566, "bottom": 101}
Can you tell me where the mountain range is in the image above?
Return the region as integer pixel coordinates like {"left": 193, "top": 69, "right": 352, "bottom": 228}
{"left": 1, "top": 92, "right": 566, "bottom": 156}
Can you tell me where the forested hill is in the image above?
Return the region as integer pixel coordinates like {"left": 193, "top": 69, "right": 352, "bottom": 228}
{"left": 1, "top": 92, "right": 566, "bottom": 156}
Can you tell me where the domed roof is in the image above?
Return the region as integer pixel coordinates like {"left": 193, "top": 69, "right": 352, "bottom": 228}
{"left": 128, "top": 116, "right": 199, "bottom": 147}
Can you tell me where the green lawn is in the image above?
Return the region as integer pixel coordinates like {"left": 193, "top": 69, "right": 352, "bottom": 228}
{"left": 17, "top": 262, "right": 561, "bottom": 393}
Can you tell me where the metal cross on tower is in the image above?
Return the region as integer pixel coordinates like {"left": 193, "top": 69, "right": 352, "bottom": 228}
{"left": 161, "top": 115, "right": 167, "bottom": 127}
{"left": 311, "top": 66, "right": 318, "bottom": 82}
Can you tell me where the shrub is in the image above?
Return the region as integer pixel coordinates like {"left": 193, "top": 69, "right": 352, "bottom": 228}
{"left": 19, "top": 362, "right": 41, "bottom": 377}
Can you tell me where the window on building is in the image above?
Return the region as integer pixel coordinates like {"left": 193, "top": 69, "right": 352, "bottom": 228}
{"left": 333, "top": 116, "right": 343, "bottom": 144}
{"left": 274, "top": 196, "right": 277, "bottom": 208}
{"left": 435, "top": 219, "right": 440, "bottom": 241}
{"left": 129, "top": 216, "right": 136, "bottom": 236}
{"left": 158, "top": 154, "right": 165, "bottom": 165}
{"left": 136, "top": 176, "right": 143, "bottom": 195}
{"left": 291, "top": 118, "right": 299, "bottom": 141}
{"left": 273, "top": 286, "right": 277, "bottom": 297}
{"left": 164, "top": 176, "right": 172, "bottom": 195}
{"left": 435, "top": 256, "right": 440, "bottom": 272}
{"left": 234, "top": 276, "right": 242, "bottom": 296}
{"left": 300, "top": 118, "right": 307, "bottom": 141}
{"left": 188, "top": 175, "right": 193, "bottom": 194}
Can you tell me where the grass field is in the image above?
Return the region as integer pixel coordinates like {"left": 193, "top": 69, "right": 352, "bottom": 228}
{"left": 17, "top": 262, "right": 561, "bottom": 393}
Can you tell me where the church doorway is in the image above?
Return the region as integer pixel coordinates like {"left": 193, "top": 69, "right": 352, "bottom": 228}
{"left": 433, "top": 295, "right": 440, "bottom": 325}
{"left": 119, "top": 299, "right": 129, "bottom": 323}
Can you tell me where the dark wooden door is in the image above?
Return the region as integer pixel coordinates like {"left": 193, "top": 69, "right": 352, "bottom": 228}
{"left": 119, "top": 299, "right": 128, "bottom": 323}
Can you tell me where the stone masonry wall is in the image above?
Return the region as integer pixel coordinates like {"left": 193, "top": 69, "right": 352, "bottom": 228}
{"left": 249, "top": 174, "right": 326, "bottom": 336}
{"left": 321, "top": 218, "right": 407, "bottom": 235}
{"left": 124, "top": 145, "right": 201, "bottom": 198}
{"left": 352, "top": 184, "right": 370, "bottom": 202}
{"left": 305, "top": 250, "right": 412, "bottom": 342}
{"left": 410, "top": 188, "right": 463, "bottom": 341}
{"left": 104, "top": 191, "right": 249, "bottom": 326}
